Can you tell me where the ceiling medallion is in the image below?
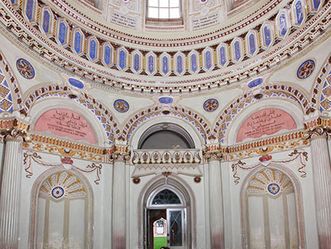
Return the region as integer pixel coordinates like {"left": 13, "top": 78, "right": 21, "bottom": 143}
{"left": 267, "top": 183, "right": 281, "bottom": 196}
{"left": 51, "top": 186, "right": 65, "bottom": 200}
{"left": 297, "top": 59, "right": 315, "bottom": 79}
{"left": 16, "top": 58, "right": 35, "bottom": 79}
{"left": 114, "top": 99, "right": 129, "bottom": 113}
{"left": 68, "top": 78, "right": 85, "bottom": 89}
{"left": 203, "top": 98, "right": 219, "bottom": 112}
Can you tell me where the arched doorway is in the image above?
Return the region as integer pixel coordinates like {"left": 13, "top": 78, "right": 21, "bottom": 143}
{"left": 145, "top": 185, "right": 188, "bottom": 249}
{"left": 241, "top": 167, "right": 304, "bottom": 249}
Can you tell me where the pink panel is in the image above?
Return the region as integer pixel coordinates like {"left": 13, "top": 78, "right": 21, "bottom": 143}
{"left": 236, "top": 108, "right": 297, "bottom": 142}
{"left": 34, "top": 108, "right": 97, "bottom": 144}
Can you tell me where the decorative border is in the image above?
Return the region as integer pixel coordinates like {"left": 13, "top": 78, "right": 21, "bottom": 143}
{"left": 0, "top": 0, "right": 329, "bottom": 93}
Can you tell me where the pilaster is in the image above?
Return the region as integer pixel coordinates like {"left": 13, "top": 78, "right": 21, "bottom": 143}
{"left": 309, "top": 127, "right": 331, "bottom": 248}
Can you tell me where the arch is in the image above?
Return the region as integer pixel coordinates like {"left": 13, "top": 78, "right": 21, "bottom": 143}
{"left": 138, "top": 175, "right": 196, "bottom": 249}
{"left": 225, "top": 99, "right": 303, "bottom": 145}
{"left": 120, "top": 105, "right": 211, "bottom": 145}
{"left": 138, "top": 122, "right": 195, "bottom": 149}
{"left": 128, "top": 115, "right": 205, "bottom": 150}
{"left": 29, "top": 167, "right": 93, "bottom": 249}
{"left": 310, "top": 55, "right": 331, "bottom": 113}
{"left": 0, "top": 50, "right": 23, "bottom": 112}
{"left": 30, "top": 98, "right": 105, "bottom": 146}
{"left": 22, "top": 84, "right": 120, "bottom": 144}
{"left": 240, "top": 164, "right": 305, "bottom": 249}
{"left": 212, "top": 83, "right": 310, "bottom": 143}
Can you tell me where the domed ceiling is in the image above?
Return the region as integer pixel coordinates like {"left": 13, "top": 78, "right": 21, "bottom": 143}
{"left": 0, "top": 0, "right": 329, "bottom": 94}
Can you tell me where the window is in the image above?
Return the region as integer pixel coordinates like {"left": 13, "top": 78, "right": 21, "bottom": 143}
{"left": 147, "top": 0, "right": 182, "bottom": 19}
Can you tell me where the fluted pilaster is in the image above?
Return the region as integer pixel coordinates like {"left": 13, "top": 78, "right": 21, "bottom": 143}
{"left": 112, "top": 154, "right": 127, "bottom": 249}
{"left": 208, "top": 157, "right": 225, "bottom": 249}
{"left": 0, "top": 135, "right": 23, "bottom": 249}
{"left": 310, "top": 128, "right": 331, "bottom": 248}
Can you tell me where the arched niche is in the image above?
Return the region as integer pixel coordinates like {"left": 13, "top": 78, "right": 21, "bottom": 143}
{"left": 129, "top": 116, "right": 204, "bottom": 150}
{"left": 225, "top": 99, "right": 303, "bottom": 145}
{"left": 138, "top": 176, "right": 196, "bottom": 249}
{"left": 138, "top": 123, "right": 195, "bottom": 149}
{"left": 30, "top": 98, "right": 109, "bottom": 146}
{"left": 241, "top": 165, "right": 305, "bottom": 249}
{"left": 29, "top": 168, "right": 93, "bottom": 249}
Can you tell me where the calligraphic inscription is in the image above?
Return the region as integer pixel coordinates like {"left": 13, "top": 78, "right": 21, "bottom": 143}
{"left": 35, "top": 108, "right": 97, "bottom": 144}
{"left": 236, "top": 108, "right": 297, "bottom": 142}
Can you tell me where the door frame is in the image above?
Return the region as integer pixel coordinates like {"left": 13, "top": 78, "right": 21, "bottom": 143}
{"left": 141, "top": 178, "right": 193, "bottom": 249}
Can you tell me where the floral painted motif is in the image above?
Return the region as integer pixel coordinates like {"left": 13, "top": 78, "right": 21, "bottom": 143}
{"left": 297, "top": 59, "right": 315, "bottom": 79}
{"left": 16, "top": 58, "right": 35, "bottom": 79}
{"left": 267, "top": 183, "right": 281, "bottom": 196}
{"left": 114, "top": 99, "right": 129, "bottom": 113}
{"left": 203, "top": 98, "right": 219, "bottom": 112}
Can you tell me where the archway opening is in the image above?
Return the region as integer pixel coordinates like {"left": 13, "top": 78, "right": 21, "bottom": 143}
{"left": 34, "top": 170, "right": 92, "bottom": 249}
{"left": 138, "top": 123, "right": 195, "bottom": 149}
{"left": 243, "top": 168, "right": 299, "bottom": 249}
{"left": 145, "top": 185, "right": 189, "bottom": 249}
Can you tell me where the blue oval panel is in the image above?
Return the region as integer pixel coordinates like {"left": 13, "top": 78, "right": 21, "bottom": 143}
{"left": 68, "top": 78, "right": 84, "bottom": 89}
{"left": 159, "top": 96, "right": 173, "bottom": 105}
{"left": 247, "top": 78, "right": 263, "bottom": 88}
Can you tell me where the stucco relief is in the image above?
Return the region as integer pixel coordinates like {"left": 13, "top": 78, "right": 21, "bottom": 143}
{"left": 236, "top": 108, "right": 297, "bottom": 142}
{"left": 34, "top": 108, "right": 97, "bottom": 144}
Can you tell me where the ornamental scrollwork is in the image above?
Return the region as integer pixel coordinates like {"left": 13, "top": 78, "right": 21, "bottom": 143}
{"left": 23, "top": 151, "right": 103, "bottom": 185}
{"left": 231, "top": 149, "right": 309, "bottom": 185}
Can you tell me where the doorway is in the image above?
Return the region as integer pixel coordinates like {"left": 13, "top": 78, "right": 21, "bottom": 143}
{"left": 145, "top": 188, "right": 187, "bottom": 249}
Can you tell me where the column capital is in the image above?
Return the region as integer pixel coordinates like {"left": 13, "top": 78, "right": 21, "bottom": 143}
{"left": 204, "top": 150, "right": 223, "bottom": 161}
{"left": 308, "top": 127, "right": 331, "bottom": 140}
{"left": 0, "top": 114, "right": 30, "bottom": 142}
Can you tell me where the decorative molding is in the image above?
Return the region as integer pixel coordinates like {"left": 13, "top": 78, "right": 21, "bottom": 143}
{"left": 23, "top": 134, "right": 110, "bottom": 162}
{"left": 23, "top": 151, "right": 104, "bottom": 184}
{"left": 131, "top": 149, "right": 202, "bottom": 165}
{"left": 0, "top": 1, "right": 329, "bottom": 93}
{"left": 231, "top": 149, "right": 308, "bottom": 184}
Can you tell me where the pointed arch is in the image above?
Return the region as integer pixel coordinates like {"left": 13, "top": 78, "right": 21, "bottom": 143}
{"left": 22, "top": 84, "right": 120, "bottom": 144}
{"left": 212, "top": 83, "right": 310, "bottom": 143}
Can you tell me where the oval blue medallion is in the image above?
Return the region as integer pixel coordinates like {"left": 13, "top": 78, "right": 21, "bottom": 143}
{"left": 74, "top": 31, "right": 82, "bottom": 54}
{"left": 191, "top": 54, "right": 198, "bottom": 73}
{"left": 279, "top": 14, "right": 288, "bottom": 37}
{"left": 133, "top": 54, "right": 140, "bottom": 72}
{"left": 263, "top": 26, "right": 272, "bottom": 47}
{"left": 249, "top": 34, "right": 256, "bottom": 55}
{"left": 159, "top": 96, "right": 173, "bottom": 105}
{"left": 26, "top": 0, "right": 35, "bottom": 21}
{"left": 247, "top": 78, "right": 263, "bottom": 88}
{"left": 219, "top": 46, "right": 227, "bottom": 66}
{"left": 119, "top": 50, "right": 127, "bottom": 70}
{"left": 177, "top": 56, "right": 183, "bottom": 74}
{"left": 89, "top": 39, "right": 97, "bottom": 60}
{"left": 148, "top": 56, "right": 154, "bottom": 74}
{"left": 205, "top": 51, "right": 212, "bottom": 70}
{"left": 162, "top": 56, "right": 169, "bottom": 75}
{"left": 58, "top": 21, "right": 68, "bottom": 45}
{"left": 68, "top": 78, "right": 85, "bottom": 89}
{"left": 42, "top": 9, "right": 51, "bottom": 33}
{"left": 295, "top": 0, "right": 304, "bottom": 25}
{"left": 234, "top": 41, "right": 241, "bottom": 61}
{"left": 104, "top": 45, "right": 112, "bottom": 65}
